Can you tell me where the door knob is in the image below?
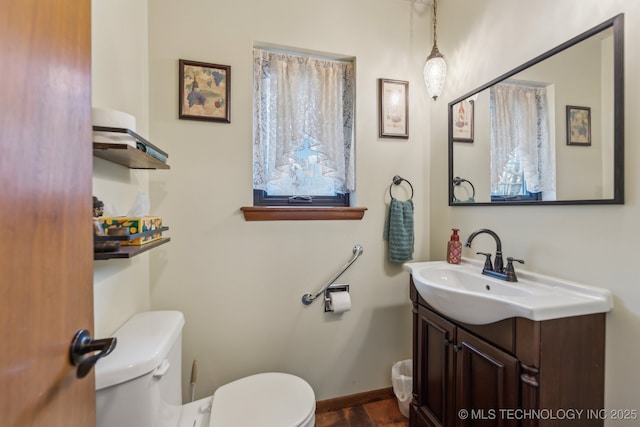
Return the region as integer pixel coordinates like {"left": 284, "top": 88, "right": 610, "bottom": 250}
{"left": 69, "top": 329, "right": 117, "bottom": 378}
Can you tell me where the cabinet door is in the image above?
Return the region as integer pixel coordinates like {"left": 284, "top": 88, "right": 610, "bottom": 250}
{"left": 455, "top": 329, "right": 519, "bottom": 427}
{"left": 414, "top": 306, "right": 456, "bottom": 427}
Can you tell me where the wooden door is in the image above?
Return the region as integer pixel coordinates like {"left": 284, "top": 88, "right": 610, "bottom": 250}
{"left": 413, "top": 306, "right": 456, "bottom": 427}
{"left": 0, "top": 0, "right": 95, "bottom": 426}
{"left": 455, "top": 329, "right": 519, "bottom": 427}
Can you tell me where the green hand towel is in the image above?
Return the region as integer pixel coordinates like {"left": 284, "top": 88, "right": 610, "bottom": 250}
{"left": 384, "top": 198, "right": 414, "bottom": 263}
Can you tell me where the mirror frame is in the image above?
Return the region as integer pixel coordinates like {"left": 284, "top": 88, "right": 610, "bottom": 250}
{"left": 448, "top": 14, "right": 624, "bottom": 206}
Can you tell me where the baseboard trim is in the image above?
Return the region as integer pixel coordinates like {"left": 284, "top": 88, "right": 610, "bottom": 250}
{"left": 315, "top": 387, "right": 395, "bottom": 413}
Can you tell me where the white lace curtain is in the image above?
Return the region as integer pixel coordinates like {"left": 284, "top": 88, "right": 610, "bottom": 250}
{"left": 253, "top": 48, "right": 355, "bottom": 194}
{"left": 490, "top": 83, "right": 555, "bottom": 194}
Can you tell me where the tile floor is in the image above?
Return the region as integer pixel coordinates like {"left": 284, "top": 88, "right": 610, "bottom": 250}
{"left": 315, "top": 397, "right": 409, "bottom": 427}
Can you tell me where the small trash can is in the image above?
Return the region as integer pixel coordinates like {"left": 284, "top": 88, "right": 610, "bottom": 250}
{"left": 391, "top": 359, "right": 413, "bottom": 418}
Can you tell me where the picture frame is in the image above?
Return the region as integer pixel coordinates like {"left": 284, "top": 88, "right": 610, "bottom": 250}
{"left": 179, "top": 59, "right": 231, "bottom": 123}
{"left": 452, "top": 99, "right": 474, "bottom": 142}
{"left": 566, "top": 105, "right": 591, "bottom": 146}
{"left": 378, "top": 79, "right": 409, "bottom": 139}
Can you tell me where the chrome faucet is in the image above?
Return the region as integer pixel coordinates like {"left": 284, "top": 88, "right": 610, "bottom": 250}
{"left": 464, "top": 229, "right": 525, "bottom": 282}
{"left": 465, "top": 228, "right": 504, "bottom": 272}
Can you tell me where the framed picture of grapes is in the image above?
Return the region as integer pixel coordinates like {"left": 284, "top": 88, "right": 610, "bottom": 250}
{"left": 179, "top": 59, "right": 231, "bottom": 123}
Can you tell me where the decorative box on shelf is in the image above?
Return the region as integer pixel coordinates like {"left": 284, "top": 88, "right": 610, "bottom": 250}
{"left": 99, "top": 216, "right": 163, "bottom": 245}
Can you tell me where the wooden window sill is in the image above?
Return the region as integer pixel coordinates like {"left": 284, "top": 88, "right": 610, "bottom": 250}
{"left": 240, "top": 206, "right": 367, "bottom": 221}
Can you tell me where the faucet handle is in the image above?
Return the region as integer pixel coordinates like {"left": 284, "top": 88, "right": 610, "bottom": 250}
{"left": 476, "top": 252, "right": 493, "bottom": 272}
{"left": 504, "top": 257, "right": 525, "bottom": 282}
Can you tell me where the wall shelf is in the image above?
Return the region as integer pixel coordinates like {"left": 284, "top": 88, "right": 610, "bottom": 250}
{"left": 92, "top": 126, "right": 171, "bottom": 259}
{"left": 93, "top": 142, "right": 170, "bottom": 169}
{"left": 92, "top": 126, "right": 170, "bottom": 169}
{"left": 94, "top": 237, "right": 171, "bottom": 260}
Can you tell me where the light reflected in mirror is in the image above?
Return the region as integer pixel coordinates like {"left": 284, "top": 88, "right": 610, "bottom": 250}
{"left": 449, "top": 14, "right": 624, "bottom": 206}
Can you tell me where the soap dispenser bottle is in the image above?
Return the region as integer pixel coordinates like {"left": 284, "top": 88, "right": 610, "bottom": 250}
{"left": 447, "top": 228, "right": 462, "bottom": 264}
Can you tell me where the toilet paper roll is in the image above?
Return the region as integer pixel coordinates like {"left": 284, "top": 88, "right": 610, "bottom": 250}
{"left": 330, "top": 291, "right": 351, "bottom": 313}
{"left": 92, "top": 107, "right": 137, "bottom": 147}
{"left": 92, "top": 107, "right": 136, "bottom": 130}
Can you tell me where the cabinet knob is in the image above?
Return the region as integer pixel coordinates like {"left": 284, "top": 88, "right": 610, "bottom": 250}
{"left": 445, "top": 339, "right": 461, "bottom": 352}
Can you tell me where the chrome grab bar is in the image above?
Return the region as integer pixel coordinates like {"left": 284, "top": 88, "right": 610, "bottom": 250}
{"left": 301, "top": 245, "right": 363, "bottom": 305}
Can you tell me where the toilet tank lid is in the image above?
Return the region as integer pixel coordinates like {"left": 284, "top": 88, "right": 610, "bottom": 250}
{"left": 95, "top": 310, "right": 185, "bottom": 391}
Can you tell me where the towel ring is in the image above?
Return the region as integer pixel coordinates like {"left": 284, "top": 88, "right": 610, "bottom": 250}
{"left": 390, "top": 175, "right": 414, "bottom": 200}
{"left": 452, "top": 176, "right": 476, "bottom": 202}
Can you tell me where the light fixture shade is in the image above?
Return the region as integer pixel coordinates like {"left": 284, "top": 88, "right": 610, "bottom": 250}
{"left": 423, "top": 44, "right": 447, "bottom": 100}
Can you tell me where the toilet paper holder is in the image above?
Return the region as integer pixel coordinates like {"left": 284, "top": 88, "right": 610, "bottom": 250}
{"left": 301, "top": 245, "right": 363, "bottom": 306}
{"left": 324, "top": 284, "right": 350, "bottom": 313}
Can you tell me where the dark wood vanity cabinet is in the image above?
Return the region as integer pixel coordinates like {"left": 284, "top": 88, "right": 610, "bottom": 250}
{"left": 410, "top": 279, "right": 606, "bottom": 427}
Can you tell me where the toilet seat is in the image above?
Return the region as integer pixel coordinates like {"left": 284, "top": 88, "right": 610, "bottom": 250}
{"left": 209, "top": 372, "right": 315, "bottom": 427}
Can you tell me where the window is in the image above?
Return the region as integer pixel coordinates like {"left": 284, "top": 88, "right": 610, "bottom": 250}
{"left": 252, "top": 47, "right": 355, "bottom": 207}
{"left": 490, "top": 83, "right": 556, "bottom": 202}
{"left": 490, "top": 155, "right": 542, "bottom": 202}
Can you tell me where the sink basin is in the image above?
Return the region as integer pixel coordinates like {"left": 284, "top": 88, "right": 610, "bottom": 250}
{"left": 404, "top": 259, "right": 612, "bottom": 325}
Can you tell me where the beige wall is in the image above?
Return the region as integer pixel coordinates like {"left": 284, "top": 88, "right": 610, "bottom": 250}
{"left": 432, "top": 1, "right": 640, "bottom": 425}
{"left": 146, "top": 0, "right": 429, "bottom": 401}
{"left": 92, "top": 0, "right": 152, "bottom": 338}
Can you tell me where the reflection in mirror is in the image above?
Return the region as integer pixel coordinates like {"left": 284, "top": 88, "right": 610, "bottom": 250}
{"left": 449, "top": 14, "right": 624, "bottom": 206}
{"left": 452, "top": 176, "right": 476, "bottom": 203}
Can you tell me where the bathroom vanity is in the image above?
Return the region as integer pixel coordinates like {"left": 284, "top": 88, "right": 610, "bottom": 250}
{"left": 409, "top": 279, "right": 606, "bottom": 427}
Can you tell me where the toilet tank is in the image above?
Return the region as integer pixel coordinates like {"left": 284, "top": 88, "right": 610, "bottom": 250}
{"left": 95, "top": 311, "right": 185, "bottom": 427}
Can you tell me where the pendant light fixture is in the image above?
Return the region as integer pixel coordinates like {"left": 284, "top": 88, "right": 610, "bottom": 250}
{"left": 423, "top": 0, "right": 446, "bottom": 100}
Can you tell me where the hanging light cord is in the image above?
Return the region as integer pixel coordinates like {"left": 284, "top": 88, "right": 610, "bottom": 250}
{"left": 432, "top": 0, "right": 439, "bottom": 47}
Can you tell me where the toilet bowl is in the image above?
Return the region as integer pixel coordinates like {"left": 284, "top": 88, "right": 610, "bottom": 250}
{"left": 209, "top": 372, "right": 315, "bottom": 427}
{"left": 95, "top": 311, "right": 315, "bottom": 427}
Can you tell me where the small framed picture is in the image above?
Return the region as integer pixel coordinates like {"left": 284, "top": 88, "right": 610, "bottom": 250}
{"left": 566, "top": 105, "right": 591, "bottom": 146}
{"left": 179, "top": 59, "right": 231, "bottom": 123}
{"left": 378, "top": 79, "right": 409, "bottom": 139}
{"left": 452, "top": 99, "right": 474, "bottom": 142}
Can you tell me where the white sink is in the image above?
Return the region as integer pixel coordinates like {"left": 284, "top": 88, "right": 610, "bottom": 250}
{"left": 404, "top": 259, "right": 613, "bottom": 325}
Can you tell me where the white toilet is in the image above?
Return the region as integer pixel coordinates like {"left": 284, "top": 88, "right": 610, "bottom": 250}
{"left": 95, "top": 311, "right": 316, "bottom": 427}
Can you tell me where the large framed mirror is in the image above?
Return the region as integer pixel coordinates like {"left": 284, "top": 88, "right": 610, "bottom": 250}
{"left": 449, "top": 14, "right": 624, "bottom": 206}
